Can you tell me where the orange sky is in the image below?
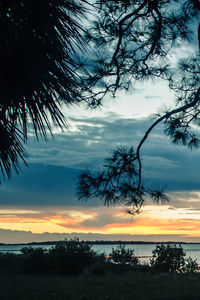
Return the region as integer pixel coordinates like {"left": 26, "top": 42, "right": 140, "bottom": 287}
{"left": 1, "top": 201, "right": 200, "bottom": 241}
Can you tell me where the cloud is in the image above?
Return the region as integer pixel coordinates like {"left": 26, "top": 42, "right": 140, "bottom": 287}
{"left": 1, "top": 204, "right": 200, "bottom": 238}
{"left": 1, "top": 113, "right": 200, "bottom": 210}
{"left": 0, "top": 164, "right": 80, "bottom": 206}
{"left": 144, "top": 95, "right": 161, "bottom": 100}
{"left": 0, "top": 227, "right": 200, "bottom": 244}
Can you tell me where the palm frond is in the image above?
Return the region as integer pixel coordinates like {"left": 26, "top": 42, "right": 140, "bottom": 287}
{"left": 0, "top": 117, "right": 27, "bottom": 181}
{"left": 0, "top": 0, "right": 87, "bottom": 138}
{"left": 0, "top": 0, "right": 87, "bottom": 179}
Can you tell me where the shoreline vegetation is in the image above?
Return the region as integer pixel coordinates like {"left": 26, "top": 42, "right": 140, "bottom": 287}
{"left": 1, "top": 240, "right": 200, "bottom": 299}
{"left": 1, "top": 240, "right": 200, "bottom": 246}
{"left": 0, "top": 239, "right": 198, "bottom": 273}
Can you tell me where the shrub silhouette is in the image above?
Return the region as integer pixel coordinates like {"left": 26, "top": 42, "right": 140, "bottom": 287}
{"left": 49, "top": 239, "right": 95, "bottom": 275}
{"left": 0, "top": 252, "right": 23, "bottom": 272}
{"left": 21, "top": 247, "right": 50, "bottom": 273}
{"left": 184, "top": 257, "right": 199, "bottom": 273}
{"left": 0, "top": 252, "right": 15, "bottom": 267}
{"left": 150, "top": 244, "right": 186, "bottom": 273}
{"left": 91, "top": 252, "right": 108, "bottom": 275}
{"left": 20, "top": 239, "right": 96, "bottom": 275}
{"left": 109, "top": 245, "right": 139, "bottom": 266}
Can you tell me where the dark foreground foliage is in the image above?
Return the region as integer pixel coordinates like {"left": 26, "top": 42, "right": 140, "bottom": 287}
{"left": 150, "top": 244, "right": 199, "bottom": 273}
{"left": 150, "top": 244, "right": 186, "bottom": 272}
{"left": 0, "top": 241, "right": 199, "bottom": 277}
{"left": 21, "top": 239, "right": 96, "bottom": 275}
{"left": 1, "top": 242, "right": 200, "bottom": 300}
{"left": 48, "top": 239, "right": 95, "bottom": 275}
{"left": 1, "top": 241, "right": 200, "bottom": 300}
{"left": 109, "top": 244, "right": 139, "bottom": 266}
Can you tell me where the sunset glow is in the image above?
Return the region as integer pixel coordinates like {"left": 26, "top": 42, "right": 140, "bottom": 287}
{"left": 0, "top": 200, "right": 200, "bottom": 242}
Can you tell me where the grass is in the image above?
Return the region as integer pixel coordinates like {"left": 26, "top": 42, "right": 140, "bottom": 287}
{"left": 1, "top": 268, "right": 200, "bottom": 300}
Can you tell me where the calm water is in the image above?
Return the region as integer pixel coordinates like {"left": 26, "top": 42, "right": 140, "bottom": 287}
{"left": 92, "top": 244, "right": 200, "bottom": 264}
{"left": 1, "top": 243, "right": 200, "bottom": 264}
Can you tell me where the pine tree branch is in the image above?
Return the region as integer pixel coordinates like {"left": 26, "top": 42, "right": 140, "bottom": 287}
{"left": 136, "top": 88, "right": 200, "bottom": 191}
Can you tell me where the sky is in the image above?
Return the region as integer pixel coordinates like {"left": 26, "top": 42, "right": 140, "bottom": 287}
{"left": 1, "top": 7, "right": 200, "bottom": 244}
{"left": 1, "top": 72, "right": 200, "bottom": 244}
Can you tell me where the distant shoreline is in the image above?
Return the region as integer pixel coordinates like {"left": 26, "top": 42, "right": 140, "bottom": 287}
{"left": 1, "top": 240, "right": 200, "bottom": 246}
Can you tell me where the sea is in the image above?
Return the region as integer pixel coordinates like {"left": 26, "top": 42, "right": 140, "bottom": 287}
{"left": 1, "top": 243, "right": 200, "bottom": 264}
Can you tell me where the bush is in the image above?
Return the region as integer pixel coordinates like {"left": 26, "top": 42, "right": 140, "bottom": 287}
{"left": 0, "top": 252, "right": 23, "bottom": 272}
{"left": 20, "top": 239, "right": 96, "bottom": 275}
{"left": 21, "top": 247, "right": 50, "bottom": 273}
{"left": 150, "top": 244, "right": 186, "bottom": 273}
{"left": 0, "top": 252, "right": 16, "bottom": 267}
{"left": 109, "top": 245, "right": 139, "bottom": 266}
{"left": 184, "top": 257, "right": 199, "bottom": 273}
{"left": 49, "top": 238, "right": 96, "bottom": 275}
{"left": 93, "top": 252, "right": 107, "bottom": 265}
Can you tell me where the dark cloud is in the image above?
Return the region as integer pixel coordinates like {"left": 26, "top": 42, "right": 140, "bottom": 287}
{"left": 1, "top": 113, "right": 200, "bottom": 208}
{"left": 0, "top": 164, "right": 82, "bottom": 206}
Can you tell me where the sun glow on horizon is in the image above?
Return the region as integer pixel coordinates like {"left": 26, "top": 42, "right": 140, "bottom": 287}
{"left": 0, "top": 202, "right": 200, "bottom": 239}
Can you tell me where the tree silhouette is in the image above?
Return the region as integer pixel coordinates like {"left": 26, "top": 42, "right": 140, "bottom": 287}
{"left": 2, "top": 0, "right": 200, "bottom": 214}
{"left": 0, "top": 0, "right": 88, "bottom": 180}
{"left": 77, "top": 0, "right": 200, "bottom": 213}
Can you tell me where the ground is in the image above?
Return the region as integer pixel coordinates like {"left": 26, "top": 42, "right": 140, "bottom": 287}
{"left": 1, "top": 269, "right": 200, "bottom": 300}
